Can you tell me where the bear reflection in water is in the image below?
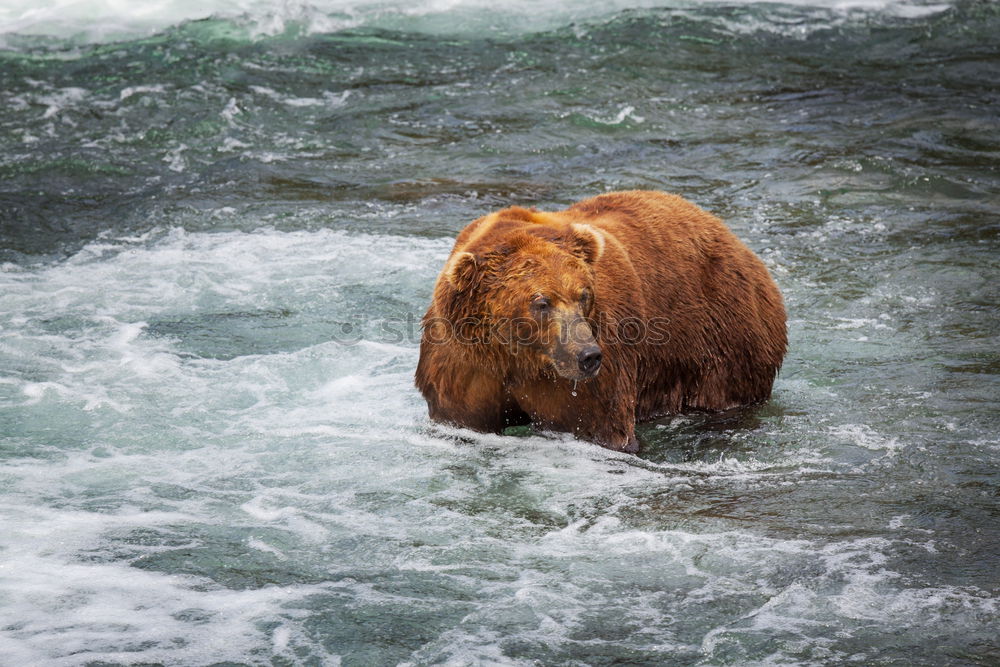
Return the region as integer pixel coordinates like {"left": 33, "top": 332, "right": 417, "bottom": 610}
{"left": 415, "top": 190, "right": 787, "bottom": 454}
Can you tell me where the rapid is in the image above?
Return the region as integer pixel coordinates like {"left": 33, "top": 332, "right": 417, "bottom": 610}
{"left": 1, "top": 0, "right": 998, "bottom": 664}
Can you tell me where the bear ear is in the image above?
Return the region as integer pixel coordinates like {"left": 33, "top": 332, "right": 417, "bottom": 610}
{"left": 567, "top": 223, "right": 606, "bottom": 264}
{"left": 444, "top": 251, "right": 480, "bottom": 292}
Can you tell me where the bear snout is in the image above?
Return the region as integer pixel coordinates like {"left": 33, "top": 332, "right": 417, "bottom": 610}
{"left": 577, "top": 346, "right": 602, "bottom": 377}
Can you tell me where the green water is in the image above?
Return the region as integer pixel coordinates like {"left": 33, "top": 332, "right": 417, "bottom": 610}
{"left": 1, "top": 1, "right": 998, "bottom": 664}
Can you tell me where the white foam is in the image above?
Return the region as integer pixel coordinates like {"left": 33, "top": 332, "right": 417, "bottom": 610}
{"left": 0, "top": 0, "right": 954, "bottom": 44}
{"left": 37, "top": 86, "right": 89, "bottom": 120}
{"left": 119, "top": 84, "right": 169, "bottom": 101}
{"left": 830, "top": 423, "right": 901, "bottom": 453}
{"left": 248, "top": 536, "right": 289, "bottom": 560}
{"left": 1, "top": 226, "right": 993, "bottom": 662}
{"left": 832, "top": 317, "right": 892, "bottom": 331}
{"left": 251, "top": 85, "right": 352, "bottom": 108}
{"left": 0, "top": 502, "right": 337, "bottom": 664}
{"left": 565, "top": 104, "right": 646, "bottom": 127}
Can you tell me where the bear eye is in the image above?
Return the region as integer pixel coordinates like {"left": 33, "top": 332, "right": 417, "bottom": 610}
{"left": 580, "top": 288, "right": 592, "bottom": 305}
{"left": 531, "top": 296, "right": 551, "bottom": 313}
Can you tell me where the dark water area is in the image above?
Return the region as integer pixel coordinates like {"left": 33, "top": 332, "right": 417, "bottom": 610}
{"left": 1, "top": 1, "right": 998, "bottom": 664}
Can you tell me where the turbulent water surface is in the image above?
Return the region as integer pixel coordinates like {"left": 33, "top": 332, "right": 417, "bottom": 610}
{"left": 1, "top": 0, "right": 998, "bottom": 664}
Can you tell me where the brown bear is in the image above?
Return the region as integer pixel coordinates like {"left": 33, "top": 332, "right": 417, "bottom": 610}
{"left": 415, "top": 190, "right": 786, "bottom": 453}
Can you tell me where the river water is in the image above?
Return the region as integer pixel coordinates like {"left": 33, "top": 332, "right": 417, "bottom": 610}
{"left": 1, "top": 0, "right": 998, "bottom": 664}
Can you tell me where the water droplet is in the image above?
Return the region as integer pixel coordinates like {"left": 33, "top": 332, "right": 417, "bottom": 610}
{"left": 571, "top": 380, "right": 578, "bottom": 397}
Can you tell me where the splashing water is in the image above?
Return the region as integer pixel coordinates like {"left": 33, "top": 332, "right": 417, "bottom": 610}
{"left": 1, "top": 0, "right": 998, "bottom": 664}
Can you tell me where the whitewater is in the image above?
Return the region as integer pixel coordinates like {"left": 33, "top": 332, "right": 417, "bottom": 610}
{"left": 1, "top": 0, "right": 997, "bottom": 664}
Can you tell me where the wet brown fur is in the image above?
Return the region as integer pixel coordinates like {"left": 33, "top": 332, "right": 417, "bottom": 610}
{"left": 415, "top": 190, "right": 787, "bottom": 453}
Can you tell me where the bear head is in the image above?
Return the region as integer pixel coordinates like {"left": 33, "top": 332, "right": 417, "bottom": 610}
{"left": 438, "top": 222, "right": 606, "bottom": 381}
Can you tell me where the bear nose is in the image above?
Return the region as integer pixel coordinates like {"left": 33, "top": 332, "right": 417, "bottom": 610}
{"left": 578, "top": 346, "right": 602, "bottom": 376}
